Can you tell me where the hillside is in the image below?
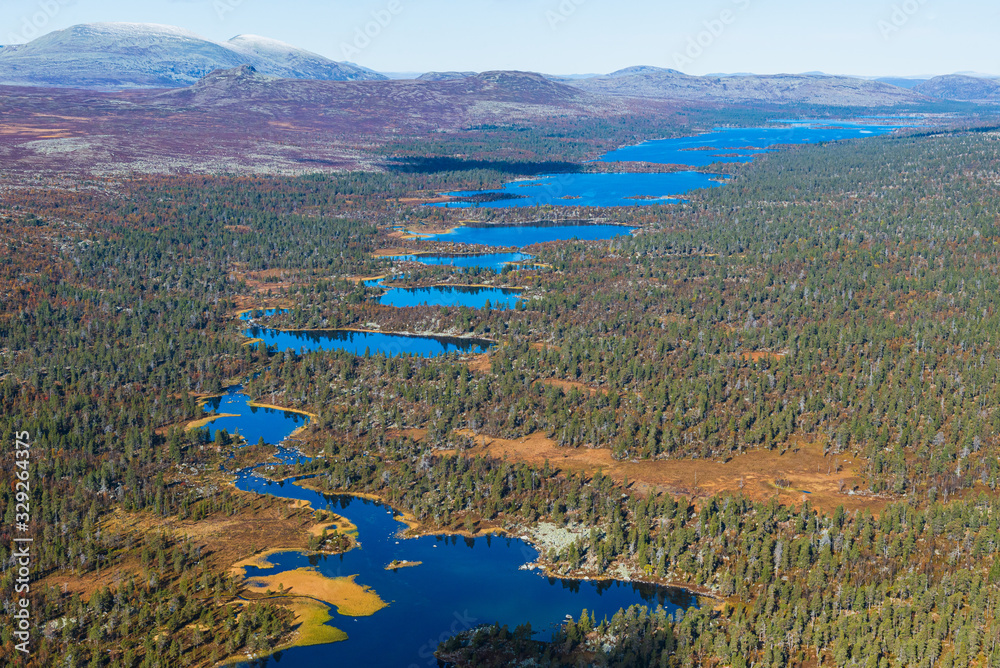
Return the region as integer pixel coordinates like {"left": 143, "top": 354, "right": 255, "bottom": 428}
{"left": 0, "top": 67, "right": 656, "bottom": 174}
{"left": 915, "top": 74, "right": 1000, "bottom": 102}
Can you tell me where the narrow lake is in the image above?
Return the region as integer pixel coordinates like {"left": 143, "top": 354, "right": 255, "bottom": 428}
{"left": 381, "top": 253, "right": 535, "bottom": 271}
{"left": 378, "top": 285, "right": 523, "bottom": 310}
{"left": 193, "top": 388, "right": 698, "bottom": 668}
{"left": 240, "top": 308, "right": 288, "bottom": 321}
{"left": 409, "top": 224, "right": 634, "bottom": 248}
{"left": 600, "top": 120, "right": 908, "bottom": 166}
{"left": 429, "top": 172, "right": 724, "bottom": 208}
{"left": 200, "top": 386, "right": 311, "bottom": 455}
{"left": 244, "top": 326, "right": 493, "bottom": 357}
{"left": 426, "top": 119, "right": 912, "bottom": 207}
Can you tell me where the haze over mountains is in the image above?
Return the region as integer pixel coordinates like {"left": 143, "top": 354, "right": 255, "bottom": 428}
{"left": 2, "top": 22, "right": 999, "bottom": 177}
{"left": 558, "top": 66, "right": 924, "bottom": 106}
{"left": 2, "top": 23, "right": 999, "bottom": 105}
{"left": 0, "top": 22, "right": 384, "bottom": 88}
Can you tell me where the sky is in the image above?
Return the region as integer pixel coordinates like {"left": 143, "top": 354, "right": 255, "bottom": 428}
{"left": 2, "top": 0, "right": 999, "bottom": 77}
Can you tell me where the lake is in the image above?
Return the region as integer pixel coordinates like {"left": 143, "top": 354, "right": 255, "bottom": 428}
{"left": 244, "top": 326, "right": 493, "bottom": 358}
{"left": 600, "top": 121, "right": 906, "bottom": 166}
{"left": 199, "top": 386, "right": 311, "bottom": 453}
{"left": 425, "top": 119, "right": 909, "bottom": 208}
{"left": 193, "top": 388, "right": 698, "bottom": 668}
{"left": 428, "top": 172, "right": 723, "bottom": 208}
{"left": 378, "top": 285, "right": 523, "bottom": 310}
{"left": 381, "top": 252, "right": 535, "bottom": 271}
{"left": 239, "top": 308, "right": 288, "bottom": 321}
{"left": 410, "top": 224, "right": 635, "bottom": 248}
{"left": 235, "top": 488, "right": 696, "bottom": 668}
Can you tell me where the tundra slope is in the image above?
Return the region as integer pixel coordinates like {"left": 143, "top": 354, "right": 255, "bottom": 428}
{"left": 0, "top": 66, "right": 676, "bottom": 175}
{"left": 563, "top": 66, "right": 928, "bottom": 106}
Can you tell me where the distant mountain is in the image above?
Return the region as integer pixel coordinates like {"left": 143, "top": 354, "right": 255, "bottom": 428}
{"left": 953, "top": 71, "right": 1000, "bottom": 78}
{"left": 608, "top": 66, "right": 683, "bottom": 78}
{"left": 225, "top": 34, "right": 383, "bottom": 81}
{"left": 416, "top": 71, "right": 476, "bottom": 82}
{"left": 565, "top": 67, "right": 925, "bottom": 106}
{"left": 380, "top": 71, "right": 425, "bottom": 80}
{"left": 544, "top": 73, "right": 603, "bottom": 80}
{"left": 915, "top": 75, "right": 1000, "bottom": 103}
{"left": 460, "top": 71, "right": 585, "bottom": 103}
{"left": 155, "top": 67, "right": 593, "bottom": 111}
{"left": 875, "top": 77, "right": 928, "bottom": 90}
{"left": 0, "top": 22, "right": 384, "bottom": 89}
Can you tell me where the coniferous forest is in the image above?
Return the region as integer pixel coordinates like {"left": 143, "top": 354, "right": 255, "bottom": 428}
{"left": 7, "top": 114, "right": 1000, "bottom": 667}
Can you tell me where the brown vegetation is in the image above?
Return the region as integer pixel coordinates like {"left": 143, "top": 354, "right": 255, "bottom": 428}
{"left": 449, "top": 430, "right": 877, "bottom": 513}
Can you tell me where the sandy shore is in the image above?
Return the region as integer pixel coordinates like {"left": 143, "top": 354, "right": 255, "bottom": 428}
{"left": 245, "top": 568, "right": 388, "bottom": 617}
{"left": 185, "top": 413, "right": 240, "bottom": 431}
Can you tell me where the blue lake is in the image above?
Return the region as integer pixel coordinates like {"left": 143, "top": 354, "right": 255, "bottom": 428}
{"left": 383, "top": 253, "right": 535, "bottom": 271}
{"left": 429, "top": 172, "right": 723, "bottom": 208}
{"left": 197, "top": 386, "right": 312, "bottom": 462}
{"left": 234, "top": 488, "right": 696, "bottom": 668}
{"left": 379, "top": 285, "right": 523, "bottom": 310}
{"left": 199, "top": 387, "right": 697, "bottom": 668}
{"left": 410, "top": 224, "right": 634, "bottom": 248}
{"left": 245, "top": 326, "right": 492, "bottom": 358}
{"left": 600, "top": 123, "right": 904, "bottom": 166}
{"left": 428, "top": 120, "right": 910, "bottom": 208}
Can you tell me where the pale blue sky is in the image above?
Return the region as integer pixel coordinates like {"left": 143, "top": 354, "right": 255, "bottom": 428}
{"left": 2, "top": 0, "right": 998, "bottom": 76}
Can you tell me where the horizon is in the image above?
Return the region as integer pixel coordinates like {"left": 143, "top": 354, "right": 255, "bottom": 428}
{"left": 2, "top": 0, "right": 999, "bottom": 78}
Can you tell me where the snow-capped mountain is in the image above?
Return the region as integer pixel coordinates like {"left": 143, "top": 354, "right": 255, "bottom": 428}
{"left": 0, "top": 23, "right": 385, "bottom": 89}
{"left": 225, "top": 34, "right": 382, "bottom": 82}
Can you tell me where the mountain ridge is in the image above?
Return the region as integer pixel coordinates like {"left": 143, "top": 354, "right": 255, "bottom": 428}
{"left": 0, "top": 23, "right": 990, "bottom": 107}
{"left": 0, "top": 22, "right": 384, "bottom": 89}
{"left": 564, "top": 68, "right": 927, "bottom": 106}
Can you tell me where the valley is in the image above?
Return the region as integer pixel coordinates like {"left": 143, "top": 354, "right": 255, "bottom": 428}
{"left": 4, "top": 20, "right": 1000, "bottom": 667}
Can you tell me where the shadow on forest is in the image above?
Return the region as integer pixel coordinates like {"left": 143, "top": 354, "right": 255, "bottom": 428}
{"left": 385, "top": 157, "right": 582, "bottom": 176}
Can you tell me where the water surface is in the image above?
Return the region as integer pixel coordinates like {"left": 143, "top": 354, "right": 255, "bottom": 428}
{"left": 197, "top": 390, "right": 699, "bottom": 668}
{"left": 379, "top": 285, "right": 523, "bottom": 310}
{"left": 245, "top": 326, "right": 492, "bottom": 358}
{"left": 239, "top": 308, "right": 288, "bottom": 321}
{"left": 382, "top": 253, "right": 535, "bottom": 271}
{"left": 197, "top": 386, "right": 311, "bottom": 462}
{"left": 425, "top": 120, "right": 911, "bottom": 210}
{"left": 430, "top": 172, "right": 723, "bottom": 208}
{"left": 411, "top": 224, "right": 635, "bottom": 248}
{"left": 600, "top": 122, "right": 905, "bottom": 166}
{"left": 234, "top": 488, "right": 696, "bottom": 668}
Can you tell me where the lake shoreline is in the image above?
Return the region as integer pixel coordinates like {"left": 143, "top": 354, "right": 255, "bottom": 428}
{"left": 287, "top": 477, "right": 717, "bottom": 604}
{"left": 246, "top": 324, "right": 497, "bottom": 345}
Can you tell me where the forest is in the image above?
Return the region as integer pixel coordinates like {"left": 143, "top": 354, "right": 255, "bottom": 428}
{"left": 3, "top": 116, "right": 1000, "bottom": 666}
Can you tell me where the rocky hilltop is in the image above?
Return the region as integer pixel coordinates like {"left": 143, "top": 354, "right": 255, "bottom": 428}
{"left": 915, "top": 74, "right": 1000, "bottom": 103}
